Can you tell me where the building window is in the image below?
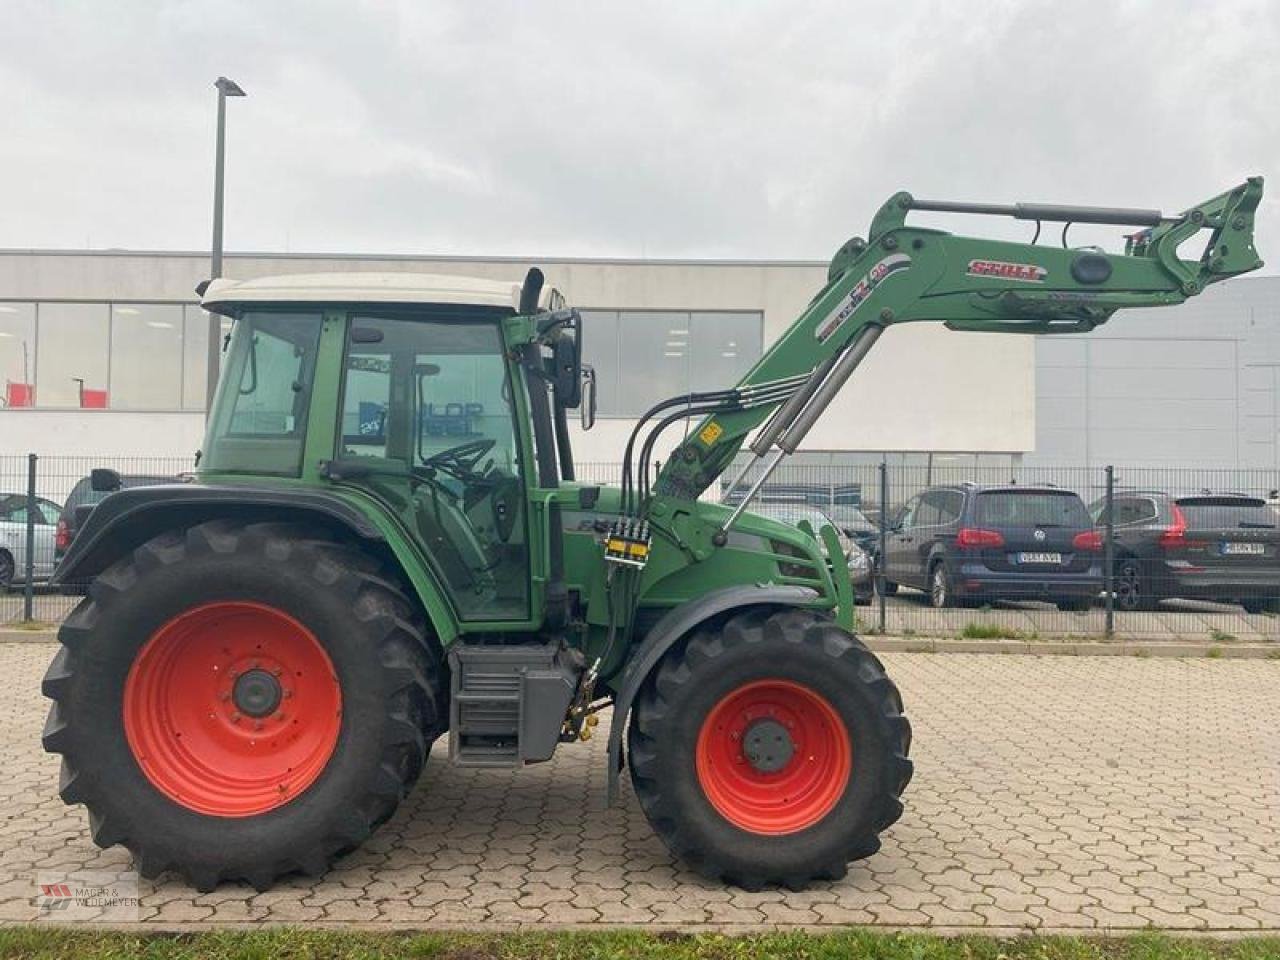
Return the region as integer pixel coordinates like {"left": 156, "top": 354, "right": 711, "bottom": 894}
{"left": 35, "top": 303, "right": 110, "bottom": 408}
{"left": 182, "top": 306, "right": 211, "bottom": 410}
{"left": 0, "top": 303, "right": 36, "bottom": 407}
{"left": 110, "top": 304, "right": 184, "bottom": 409}
{"left": 580, "top": 310, "right": 762, "bottom": 417}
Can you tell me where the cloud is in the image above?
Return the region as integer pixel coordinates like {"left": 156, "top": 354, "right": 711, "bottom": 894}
{"left": 1, "top": 0, "right": 1276, "bottom": 267}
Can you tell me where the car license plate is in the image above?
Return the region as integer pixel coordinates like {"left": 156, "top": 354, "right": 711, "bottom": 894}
{"left": 1017, "top": 552, "right": 1062, "bottom": 564}
{"left": 1222, "top": 542, "right": 1265, "bottom": 556}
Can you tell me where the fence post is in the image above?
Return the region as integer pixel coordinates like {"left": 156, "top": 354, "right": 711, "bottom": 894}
{"left": 877, "top": 460, "right": 888, "bottom": 635}
{"left": 23, "top": 453, "right": 37, "bottom": 623}
{"left": 1104, "top": 464, "right": 1115, "bottom": 640}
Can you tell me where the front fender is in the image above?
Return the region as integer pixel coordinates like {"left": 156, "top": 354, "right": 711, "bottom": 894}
{"left": 605, "top": 583, "right": 820, "bottom": 804}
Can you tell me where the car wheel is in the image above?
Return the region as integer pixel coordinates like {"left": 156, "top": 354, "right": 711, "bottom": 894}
{"left": 1114, "top": 558, "right": 1154, "bottom": 612}
{"left": 928, "top": 563, "right": 952, "bottom": 609}
{"left": 0, "top": 550, "right": 14, "bottom": 592}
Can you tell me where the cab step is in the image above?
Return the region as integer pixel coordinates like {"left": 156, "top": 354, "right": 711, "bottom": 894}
{"left": 448, "top": 642, "right": 582, "bottom": 768}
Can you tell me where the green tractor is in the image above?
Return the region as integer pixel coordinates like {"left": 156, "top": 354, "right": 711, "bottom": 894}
{"left": 44, "top": 180, "right": 1263, "bottom": 891}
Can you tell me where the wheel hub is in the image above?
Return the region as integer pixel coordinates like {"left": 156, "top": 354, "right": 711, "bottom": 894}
{"left": 695, "top": 678, "right": 852, "bottom": 835}
{"left": 233, "top": 668, "right": 283, "bottom": 718}
{"left": 123, "top": 601, "right": 342, "bottom": 818}
{"left": 742, "top": 718, "right": 794, "bottom": 773}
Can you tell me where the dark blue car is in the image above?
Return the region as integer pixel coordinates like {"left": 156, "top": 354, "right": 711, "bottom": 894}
{"left": 881, "top": 483, "right": 1103, "bottom": 609}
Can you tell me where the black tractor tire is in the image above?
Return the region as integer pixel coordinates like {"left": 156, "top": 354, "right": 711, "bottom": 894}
{"left": 1114, "top": 557, "right": 1155, "bottom": 612}
{"left": 41, "top": 520, "right": 447, "bottom": 892}
{"left": 628, "top": 607, "right": 912, "bottom": 889}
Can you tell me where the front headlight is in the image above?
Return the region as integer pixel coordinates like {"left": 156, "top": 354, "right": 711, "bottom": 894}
{"left": 846, "top": 544, "right": 871, "bottom": 575}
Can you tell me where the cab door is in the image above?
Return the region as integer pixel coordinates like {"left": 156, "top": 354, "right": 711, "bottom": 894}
{"left": 334, "top": 313, "right": 532, "bottom": 623}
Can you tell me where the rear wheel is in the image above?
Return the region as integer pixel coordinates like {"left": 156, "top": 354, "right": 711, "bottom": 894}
{"left": 928, "top": 562, "right": 952, "bottom": 609}
{"left": 0, "top": 550, "right": 13, "bottom": 591}
{"left": 42, "top": 520, "right": 447, "bottom": 891}
{"left": 1114, "top": 558, "right": 1155, "bottom": 612}
{"left": 628, "top": 608, "right": 912, "bottom": 889}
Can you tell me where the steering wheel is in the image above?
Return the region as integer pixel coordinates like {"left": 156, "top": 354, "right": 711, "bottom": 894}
{"left": 421, "top": 437, "right": 497, "bottom": 484}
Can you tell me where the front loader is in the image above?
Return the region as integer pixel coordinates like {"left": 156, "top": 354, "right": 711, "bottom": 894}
{"left": 44, "top": 178, "right": 1263, "bottom": 891}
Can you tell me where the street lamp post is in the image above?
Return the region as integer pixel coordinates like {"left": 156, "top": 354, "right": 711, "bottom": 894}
{"left": 207, "top": 76, "right": 246, "bottom": 409}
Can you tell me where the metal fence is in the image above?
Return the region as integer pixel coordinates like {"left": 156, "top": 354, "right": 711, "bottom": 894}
{"left": 0, "top": 455, "right": 196, "bottom": 626}
{"left": 5, "top": 454, "right": 1278, "bottom": 643}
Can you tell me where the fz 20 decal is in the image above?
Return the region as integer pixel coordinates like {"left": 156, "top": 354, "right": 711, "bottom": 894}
{"left": 967, "top": 259, "right": 1047, "bottom": 283}
{"left": 814, "top": 253, "right": 912, "bottom": 343}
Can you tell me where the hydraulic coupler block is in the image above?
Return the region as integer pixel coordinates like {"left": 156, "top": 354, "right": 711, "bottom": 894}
{"left": 604, "top": 519, "right": 652, "bottom": 568}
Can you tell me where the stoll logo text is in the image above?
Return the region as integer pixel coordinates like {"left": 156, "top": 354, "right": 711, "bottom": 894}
{"left": 967, "top": 259, "right": 1047, "bottom": 283}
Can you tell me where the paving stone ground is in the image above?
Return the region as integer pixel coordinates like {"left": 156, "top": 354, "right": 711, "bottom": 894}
{"left": 2, "top": 641, "right": 1277, "bottom": 932}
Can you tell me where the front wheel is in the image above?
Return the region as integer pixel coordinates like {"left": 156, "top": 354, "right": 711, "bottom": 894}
{"left": 628, "top": 608, "right": 912, "bottom": 889}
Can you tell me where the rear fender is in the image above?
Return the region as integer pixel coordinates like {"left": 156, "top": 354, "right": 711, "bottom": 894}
{"left": 53, "top": 483, "right": 459, "bottom": 642}
{"left": 604, "top": 584, "right": 820, "bottom": 804}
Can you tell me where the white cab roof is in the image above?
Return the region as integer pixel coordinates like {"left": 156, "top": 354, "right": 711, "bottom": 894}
{"left": 201, "top": 272, "right": 564, "bottom": 313}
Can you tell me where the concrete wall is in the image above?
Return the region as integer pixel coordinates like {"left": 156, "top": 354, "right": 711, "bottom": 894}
{"left": 0, "top": 250, "right": 1035, "bottom": 462}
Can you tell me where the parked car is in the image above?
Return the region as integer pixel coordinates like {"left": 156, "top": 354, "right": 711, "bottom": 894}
{"left": 882, "top": 483, "right": 1103, "bottom": 610}
{"left": 0, "top": 494, "right": 62, "bottom": 589}
{"left": 822, "top": 503, "right": 881, "bottom": 553}
{"left": 755, "top": 502, "right": 874, "bottom": 604}
{"left": 1090, "top": 490, "right": 1280, "bottom": 613}
{"left": 54, "top": 472, "right": 186, "bottom": 591}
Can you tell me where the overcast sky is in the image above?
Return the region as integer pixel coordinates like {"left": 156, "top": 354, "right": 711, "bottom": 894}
{"left": 3, "top": 0, "right": 1278, "bottom": 265}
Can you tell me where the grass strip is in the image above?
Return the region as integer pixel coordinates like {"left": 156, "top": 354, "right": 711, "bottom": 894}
{"left": 1, "top": 928, "right": 1279, "bottom": 960}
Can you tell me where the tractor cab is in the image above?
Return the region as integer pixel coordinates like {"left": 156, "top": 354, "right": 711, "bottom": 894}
{"left": 200, "top": 271, "right": 579, "bottom": 624}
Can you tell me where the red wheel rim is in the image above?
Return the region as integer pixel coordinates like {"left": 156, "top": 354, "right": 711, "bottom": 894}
{"left": 695, "top": 679, "right": 851, "bottom": 835}
{"left": 123, "top": 601, "right": 342, "bottom": 817}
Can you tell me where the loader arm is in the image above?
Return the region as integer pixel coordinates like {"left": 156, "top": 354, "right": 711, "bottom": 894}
{"left": 647, "top": 177, "right": 1264, "bottom": 507}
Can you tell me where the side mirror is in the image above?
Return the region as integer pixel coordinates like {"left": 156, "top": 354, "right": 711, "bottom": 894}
{"left": 552, "top": 336, "right": 582, "bottom": 407}
{"left": 579, "top": 366, "right": 597, "bottom": 431}
{"left": 90, "top": 468, "right": 123, "bottom": 493}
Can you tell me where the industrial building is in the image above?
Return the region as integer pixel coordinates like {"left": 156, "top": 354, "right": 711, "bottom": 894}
{"left": 1, "top": 249, "right": 1277, "bottom": 474}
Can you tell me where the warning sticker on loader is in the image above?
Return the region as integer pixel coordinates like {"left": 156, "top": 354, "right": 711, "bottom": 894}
{"left": 698, "top": 421, "right": 724, "bottom": 446}
{"left": 814, "top": 253, "right": 911, "bottom": 343}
